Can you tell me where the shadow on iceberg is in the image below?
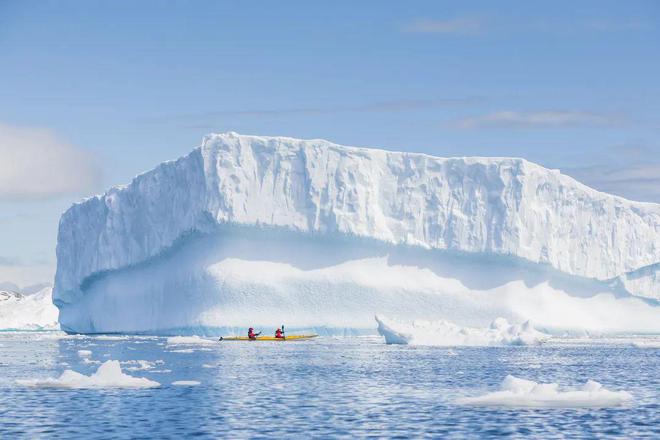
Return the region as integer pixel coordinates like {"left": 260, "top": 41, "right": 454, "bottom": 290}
{"left": 57, "top": 225, "right": 660, "bottom": 335}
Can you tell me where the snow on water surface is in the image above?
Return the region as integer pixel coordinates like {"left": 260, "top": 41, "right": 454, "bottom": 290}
{"left": 458, "top": 375, "right": 633, "bottom": 408}
{"left": 16, "top": 360, "right": 160, "bottom": 389}
{"left": 376, "top": 316, "right": 550, "bottom": 346}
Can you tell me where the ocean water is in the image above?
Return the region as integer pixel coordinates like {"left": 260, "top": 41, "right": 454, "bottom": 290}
{"left": 0, "top": 333, "right": 658, "bottom": 439}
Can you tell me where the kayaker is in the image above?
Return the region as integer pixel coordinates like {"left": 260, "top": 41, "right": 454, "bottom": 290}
{"left": 248, "top": 327, "right": 260, "bottom": 340}
{"left": 275, "top": 327, "right": 285, "bottom": 339}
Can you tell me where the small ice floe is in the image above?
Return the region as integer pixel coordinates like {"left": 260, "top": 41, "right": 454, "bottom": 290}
{"left": 172, "top": 380, "right": 200, "bottom": 386}
{"left": 77, "top": 350, "right": 92, "bottom": 358}
{"left": 631, "top": 340, "right": 660, "bottom": 349}
{"left": 169, "top": 349, "right": 194, "bottom": 354}
{"left": 457, "top": 375, "right": 632, "bottom": 408}
{"left": 166, "top": 336, "right": 215, "bottom": 345}
{"left": 94, "top": 335, "right": 129, "bottom": 341}
{"left": 122, "top": 360, "right": 164, "bottom": 371}
{"left": 375, "top": 315, "right": 550, "bottom": 346}
{"left": 16, "top": 360, "right": 160, "bottom": 389}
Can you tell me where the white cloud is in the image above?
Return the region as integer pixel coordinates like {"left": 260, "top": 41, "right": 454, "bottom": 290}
{"left": 453, "top": 111, "right": 619, "bottom": 129}
{"left": 403, "top": 18, "right": 482, "bottom": 34}
{"left": 0, "top": 123, "right": 100, "bottom": 200}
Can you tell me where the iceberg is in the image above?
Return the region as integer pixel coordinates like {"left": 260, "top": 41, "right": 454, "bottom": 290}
{"left": 457, "top": 375, "right": 633, "bottom": 408}
{"left": 375, "top": 315, "right": 550, "bottom": 346}
{"left": 0, "top": 287, "right": 59, "bottom": 331}
{"left": 16, "top": 360, "right": 160, "bottom": 389}
{"left": 52, "top": 133, "right": 660, "bottom": 334}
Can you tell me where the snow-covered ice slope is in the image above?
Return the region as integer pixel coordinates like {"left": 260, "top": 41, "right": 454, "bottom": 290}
{"left": 0, "top": 287, "right": 59, "bottom": 330}
{"left": 53, "top": 133, "right": 660, "bottom": 334}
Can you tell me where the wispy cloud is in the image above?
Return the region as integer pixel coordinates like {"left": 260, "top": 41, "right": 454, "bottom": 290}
{"left": 0, "top": 256, "right": 20, "bottom": 266}
{"left": 565, "top": 163, "right": 660, "bottom": 203}
{"left": 402, "top": 17, "right": 483, "bottom": 34}
{"left": 0, "top": 262, "right": 54, "bottom": 288}
{"left": 584, "top": 19, "right": 650, "bottom": 32}
{"left": 561, "top": 142, "right": 660, "bottom": 203}
{"left": 193, "top": 97, "right": 480, "bottom": 118}
{"left": 452, "top": 111, "right": 621, "bottom": 129}
{"left": 150, "top": 97, "right": 484, "bottom": 128}
{"left": 0, "top": 123, "right": 101, "bottom": 200}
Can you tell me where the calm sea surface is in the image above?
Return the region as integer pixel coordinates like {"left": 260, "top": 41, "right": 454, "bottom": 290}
{"left": 0, "top": 333, "right": 658, "bottom": 439}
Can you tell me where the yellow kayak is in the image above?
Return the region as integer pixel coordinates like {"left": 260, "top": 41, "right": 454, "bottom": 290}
{"left": 219, "top": 334, "right": 318, "bottom": 341}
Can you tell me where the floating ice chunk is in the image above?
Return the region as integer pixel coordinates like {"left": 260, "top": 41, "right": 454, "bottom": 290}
{"left": 169, "top": 349, "right": 194, "bottom": 353}
{"left": 77, "top": 350, "right": 92, "bottom": 358}
{"left": 172, "top": 380, "right": 200, "bottom": 386}
{"left": 94, "top": 335, "right": 129, "bottom": 341}
{"left": 16, "top": 360, "right": 160, "bottom": 389}
{"left": 166, "top": 336, "right": 215, "bottom": 345}
{"left": 122, "top": 360, "right": 164, "bottom": 371}
{"left": 631, "top": 340, "right": 660, "bottom": 348}
{"left": 457, "top": 375, "right": 632, "bottom": 408}
{"left": 376, "top": 315, "right": 550, "bottom": 346}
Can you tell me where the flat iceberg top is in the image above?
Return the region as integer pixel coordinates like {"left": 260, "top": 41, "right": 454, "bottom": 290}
{"left": 54, "top": 132, "right": 660, "bottom": 305}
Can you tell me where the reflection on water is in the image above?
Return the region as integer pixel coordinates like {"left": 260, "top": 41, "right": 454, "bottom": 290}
{"left": 0, "top": 333, "right": 658, "bottom": 438}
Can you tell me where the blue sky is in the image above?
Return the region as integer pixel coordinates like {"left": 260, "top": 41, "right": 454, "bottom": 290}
{"left": 1, "top": 0, "right": 659, "bottom": 286}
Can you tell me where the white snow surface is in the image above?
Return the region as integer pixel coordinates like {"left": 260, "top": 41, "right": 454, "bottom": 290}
{"left": 376, "top": 316, "right": 550, "bottom": 346}
{"left": 51, "top": 133, "right": 660, "bottom": 333}
{"left": 0, "top": 287, "right": 59, "bottom": 330}
{"left": 457, "top": 375, "right": 632, "bottom": 408}
{"left": 16, "top": 360, "right": 160, "bottom": 389}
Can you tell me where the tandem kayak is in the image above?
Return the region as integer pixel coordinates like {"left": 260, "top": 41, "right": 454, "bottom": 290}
{"left": 219, "top": 334, "right": 318, "bottom": 341}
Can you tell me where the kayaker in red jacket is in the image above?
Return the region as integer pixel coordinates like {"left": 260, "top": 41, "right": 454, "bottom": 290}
{"left": 275, "top": 327, "right": 285, "bottom": 339}
{"left": 248, "top": 327, "right": 260, "bottom": 340}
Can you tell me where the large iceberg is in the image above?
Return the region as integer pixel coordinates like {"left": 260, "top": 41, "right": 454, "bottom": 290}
{"left": 53, "top": 133, "right": 660, "bottom": 334}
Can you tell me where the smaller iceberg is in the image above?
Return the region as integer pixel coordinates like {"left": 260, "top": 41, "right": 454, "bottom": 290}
{"left": 16, "top": 360, "right": 160, "bottom": 389}
{"left": 457, "top": 375, "right": 633, "bottom": 408}
{"left": 375, "top": 315, "right": 550, "bottom": 346}
{"left": 0, "top": 287, "right": 59, "bottom": 330}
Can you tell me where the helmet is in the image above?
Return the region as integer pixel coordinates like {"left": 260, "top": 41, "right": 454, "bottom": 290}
{"left": 249, "top": 327, "right": 253, "bottom": 331}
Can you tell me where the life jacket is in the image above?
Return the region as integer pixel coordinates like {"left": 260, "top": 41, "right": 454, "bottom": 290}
{"left": 275, "top": 329, "right": 283, "bottom": 338}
